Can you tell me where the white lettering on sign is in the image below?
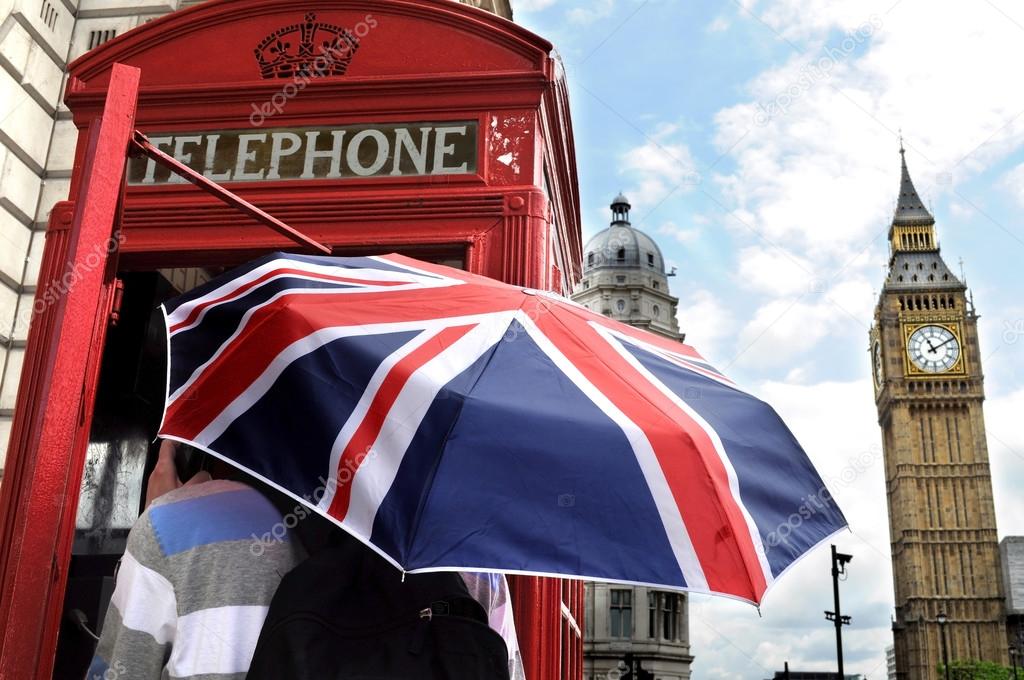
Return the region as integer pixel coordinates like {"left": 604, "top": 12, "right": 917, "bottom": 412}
{"left": 128, "top": 122, "right": 479, "bottom": 185}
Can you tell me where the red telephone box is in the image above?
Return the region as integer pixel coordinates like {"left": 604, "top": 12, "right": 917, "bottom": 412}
{"left": 0, "top": 1, "right": 583, "bottom": 677}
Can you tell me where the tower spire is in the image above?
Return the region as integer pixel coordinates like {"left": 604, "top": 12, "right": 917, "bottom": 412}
{"left": 893, "top": 141, "right": 934, "bottom": 227}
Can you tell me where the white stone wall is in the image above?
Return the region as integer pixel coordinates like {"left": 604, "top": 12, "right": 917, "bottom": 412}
{"left": 0, "top": 0, "right": 77, "bottom": 477}
{"left": 0, "top": 0, "right": 515, "bottom": 477}
{"left": 583, "top": 582, "right": 693, "bottom": 680}
{"left": 1002, "top": 537, "right": 1024, "bottom": 614}
{"left": 573, "top": 267, "right": 682, "bottom": 340}
{"left": 1, "top": 0, "right": 168, "bottom": 477}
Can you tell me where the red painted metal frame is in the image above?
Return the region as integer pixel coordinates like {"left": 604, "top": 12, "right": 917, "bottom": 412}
{"left": 0, "top": 1, "right": 584, "bottom": 677}
{"left": 0, "top": 63, "right": 140, "bottom": 679}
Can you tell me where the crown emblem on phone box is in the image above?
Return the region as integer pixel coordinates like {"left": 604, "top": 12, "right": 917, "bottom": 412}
{"left": 255, "top": 13, "right": 360, "bottom": 79}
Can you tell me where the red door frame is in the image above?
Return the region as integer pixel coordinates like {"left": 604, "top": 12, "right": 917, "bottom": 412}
{"left": 0, "top": 63, "right": 140, "bottom": 679}
{"left": 0, "top": 2, "right": 584, "bottom": 677}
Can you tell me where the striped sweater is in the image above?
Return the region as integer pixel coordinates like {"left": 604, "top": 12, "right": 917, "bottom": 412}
{"left": 88, "top": 479, "right": 525, "bottom": 680}
{"left": 87, "top": 480, "right": 305, "bottom": 680}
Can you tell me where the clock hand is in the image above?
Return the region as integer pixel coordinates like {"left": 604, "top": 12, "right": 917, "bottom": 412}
{"left": 933, "top": 336, "right": 957, "bottom": 350}
{"left": 925, "top": 338, "right": 939, "bottom": 354}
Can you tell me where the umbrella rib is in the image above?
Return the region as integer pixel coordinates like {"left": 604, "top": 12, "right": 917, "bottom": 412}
{"left": 539, "top": 305, "right": 765, "bottom": 599}
{"left": 401, "top": 318, "right": 510, "bottom": 566}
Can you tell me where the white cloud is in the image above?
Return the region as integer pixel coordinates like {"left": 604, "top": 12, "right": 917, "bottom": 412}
{"left": 620, "top": 126, "right": 701, "bottom": 213}
{"left": 513, "top": 0, "right": 559, "bottom": 10}
{"left": 706, "top": 15, "right": 731, "bottom": 33}
{"left": 691, "top": 378, "right": 893, "bottom": 680}
{"left": 692, "top": 6, "right": 1024, "bottom": 675}
{"left": 658, "top": 220, "right": 701, "bottom": 244}
{"left": 715, "top": 1, "right": 1024, "bottom": 258}
{"left": 566, "top": 0, "right": 615, "bottom": 24}
{"left": 986, "top": 388, "right": 1024, "bottom": 538}
{"left": 676, "top": 289, "right": 737, "bottom": 362}
{"left": 734, "top": 297, "right": 834, "bottom": 367}
{"left": 736, "top": 246, "right": 816, "bottom": 296}
{"left": 1001, "top": 162, "right": 1024, "bottom": 207}
{"left": 948, "top": 201, "right": 976, "bottom": 220}
{"left": 731, "top": 278, "right": 874, "bottom": 369}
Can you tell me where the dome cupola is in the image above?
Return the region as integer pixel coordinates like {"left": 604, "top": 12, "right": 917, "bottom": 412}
{"left": 583, "top": 194, "right": 666, "bottom": 274}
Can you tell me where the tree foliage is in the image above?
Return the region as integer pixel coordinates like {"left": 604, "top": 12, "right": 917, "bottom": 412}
{"left": 936, "top": 659, "right": 1023, "bottom": 680}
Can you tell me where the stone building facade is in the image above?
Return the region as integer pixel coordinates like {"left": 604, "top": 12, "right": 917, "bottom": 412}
{"left": 573, "top": 194, "right": 692, "bottom": 680}
{"left": 869, "top": 146, "right": 1008, "bottom": 680}
{"left": 1002, "top": 537, "right": 1024, "bottom": 651}
{"left": 571, "top": 194, "right": 683, "bottom": 342}
{"left": 0, "top": 0, "right": 511, "bottom": 478}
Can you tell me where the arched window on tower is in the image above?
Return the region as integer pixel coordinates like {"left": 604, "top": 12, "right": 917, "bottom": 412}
{"left": 616, "top": 248, "right": 625, "bottom": 261}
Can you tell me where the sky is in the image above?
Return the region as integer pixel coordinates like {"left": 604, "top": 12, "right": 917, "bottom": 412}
{"left": 511, "top": 1, "right": 1024, "bottom": 678}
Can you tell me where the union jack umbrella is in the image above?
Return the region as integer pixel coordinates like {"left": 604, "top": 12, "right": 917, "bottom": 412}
{"left": 159, "top": 252, "right": 847, "bottom": 605}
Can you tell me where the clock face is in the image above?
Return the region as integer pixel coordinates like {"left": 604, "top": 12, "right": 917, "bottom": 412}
{"left": 907, "top": 325, "right": 961, "bottom": 373}
{"left": 873, "top": 341, "right": 884, "bottom": 387}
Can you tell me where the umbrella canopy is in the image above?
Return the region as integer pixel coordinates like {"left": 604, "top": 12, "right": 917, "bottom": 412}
{"left": 159, "top": 252, "right": 846, "bottom": 605}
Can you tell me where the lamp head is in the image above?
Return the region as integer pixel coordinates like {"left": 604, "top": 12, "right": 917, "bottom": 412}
{"left": 937, "top": 613, "right": 948, "bottom": 626}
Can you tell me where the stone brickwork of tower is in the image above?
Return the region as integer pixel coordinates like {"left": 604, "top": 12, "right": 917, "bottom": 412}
{"left": 870, "top": 146, "right": 1008, "bottom": 680}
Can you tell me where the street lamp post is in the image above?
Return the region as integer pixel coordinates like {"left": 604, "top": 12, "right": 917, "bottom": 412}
{"left": 937, "top": 612, "right": 950, "bottom": 680}
{"left": 824, "top": 546, "right": 853, "bottom": 680}
{"left": 1010, "top": 647, "right": 1018, "bottom": 680}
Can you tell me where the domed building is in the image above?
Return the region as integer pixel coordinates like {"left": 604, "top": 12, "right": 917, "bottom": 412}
{"left": 572, "top": 194, "right": 684, "bottom": 341}
{"left": 573, "top": 194, "right": 693, "bottom": 680}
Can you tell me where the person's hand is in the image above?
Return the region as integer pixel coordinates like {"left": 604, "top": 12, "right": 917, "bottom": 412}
{"left": 145, "top": 440, "right": 212, "bottom": 508}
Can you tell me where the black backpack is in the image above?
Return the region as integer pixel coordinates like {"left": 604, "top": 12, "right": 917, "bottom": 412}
{"left": 245, "top": 529, "right": 511, "bottom": 680}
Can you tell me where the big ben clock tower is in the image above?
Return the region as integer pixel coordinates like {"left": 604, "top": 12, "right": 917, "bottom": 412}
{"left": 870, "top": 145, "right": 1008, "bottom": 680}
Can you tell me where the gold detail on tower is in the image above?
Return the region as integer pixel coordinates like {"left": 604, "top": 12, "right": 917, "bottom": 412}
{"left": 901, "top": 322, "right": 966, "bottom": 377}
{"left": 891, "top": 224, "right": 937, "bottom": 252}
